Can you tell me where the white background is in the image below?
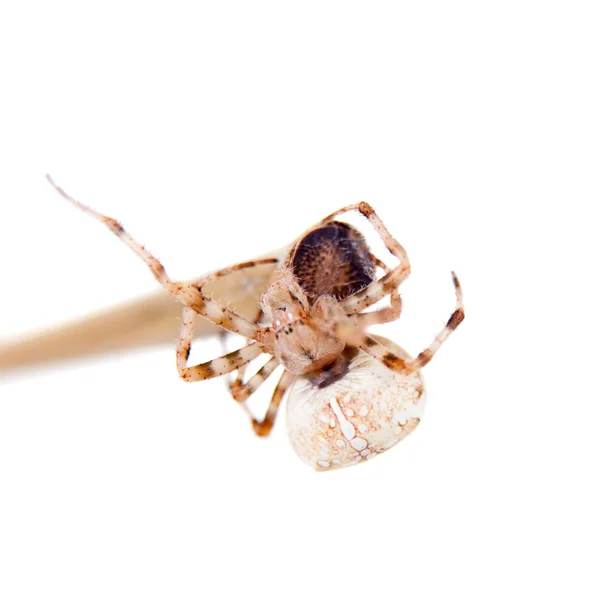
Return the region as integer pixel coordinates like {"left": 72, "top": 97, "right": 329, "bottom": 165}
{"left": 1, "top": 2, "right": 598, "bottom": 599}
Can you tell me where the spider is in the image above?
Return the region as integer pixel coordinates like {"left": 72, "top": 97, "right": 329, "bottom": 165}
{"left": 47, "top": 177, "right": 464, "bottom": 469}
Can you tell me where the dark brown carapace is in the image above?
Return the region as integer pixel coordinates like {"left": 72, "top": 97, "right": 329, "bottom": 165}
{"left": 289, "top": 221, "right": 376, "bottom": 302}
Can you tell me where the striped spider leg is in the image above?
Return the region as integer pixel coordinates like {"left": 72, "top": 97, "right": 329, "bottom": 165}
{"left": 47, "top": 176, "right": 276, "bottom": 383}
{"left": 215, "top": 318, "right": 297, "bottom": 437}
{"left": 179, "top": 304, "right": 292, "bottom": 436}
{"left": 177, "top": 259, "right": 280, "bottom": 382}
{"left": 358, "top": 271, "right": 464, "bottom": 374}
{"left": 183, "top": 266, "right": 296, "bottom": 437}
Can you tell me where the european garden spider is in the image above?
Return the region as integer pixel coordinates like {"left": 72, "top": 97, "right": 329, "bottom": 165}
{"left": 48, "top": 177, "right": 464, "bottom": 469}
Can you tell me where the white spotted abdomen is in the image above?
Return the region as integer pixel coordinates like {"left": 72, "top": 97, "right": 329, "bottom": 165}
{"left": 286, "top": 338, "right": 425, "bottom": 471}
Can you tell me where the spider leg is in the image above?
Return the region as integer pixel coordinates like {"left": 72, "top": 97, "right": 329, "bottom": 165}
{"left": 355, "top": 289, "right": 402, "bottom": 328}
{"left": 319, "top": 202, "right": 411, "bottom": 314}
{"left": 217, "top": 305, "right": 266, "bottom": 397}
{"left": 48, "top": 176, "right": 265, "bottom": 342}
{"left": 357, "top": 250, "right": 401, "bottom": 325}
{"left": 229, "top": 357, "right": 279, "bottom": 402}
{"left": 369, "top": 253, "right": 389, "bottom": 272}
{"left": 357, "top": 272, "right": 464, "bottom": 373}
{"left": 177, "top": 306, "right": 266, "bottom": 381}
{"left": 321, "top": 201, "right": 409, "bottom": 269}
{"left": 190, "top": 261, "right": 274, "bottom": 392}
{"left": 332, "top": 290, "right": 401, "bottom": 346}
{"left": 250, "top": 370, "right": 296, "bottom": 437}
{"left": 332, "top": 255, "right": 401, "bottom": 345}
{"left": 189, "top": 259, "right": 279, "bottom": 292}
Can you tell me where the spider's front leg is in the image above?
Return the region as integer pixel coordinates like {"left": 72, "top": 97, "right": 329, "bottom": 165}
{"left": 48, "top": 176, "right": 264, "bottom": 341}
{"left": 177, "top": 307, "right": 267, "bottom": 381}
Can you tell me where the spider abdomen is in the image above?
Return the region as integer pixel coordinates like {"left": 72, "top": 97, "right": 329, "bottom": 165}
{"left": 286, "top": 337, "right": 425, "bottom": 471}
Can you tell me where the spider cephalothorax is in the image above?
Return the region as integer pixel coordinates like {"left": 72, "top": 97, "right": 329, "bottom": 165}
{"left": 259, "top": 221, "right": 379, "bottom": 376}
{"left": 288, "top": 220, "right": 376, "bottom": 302}
{"left": 49, "top": 177, "right": 464, "bottom": 470}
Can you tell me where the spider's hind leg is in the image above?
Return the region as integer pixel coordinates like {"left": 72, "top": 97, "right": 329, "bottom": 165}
{"left": 250, "top": 370, "right": 296, "bottom": 437}
{"left": 229, "top": 357, "right": 280, "bottom": 402}
{"left": 358, "top": 272, "right": 464, "bottom": 373}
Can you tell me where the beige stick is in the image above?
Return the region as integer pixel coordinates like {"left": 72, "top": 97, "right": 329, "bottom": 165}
{"left": 0, "top": 259, "right": 281, "bottom": 374}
